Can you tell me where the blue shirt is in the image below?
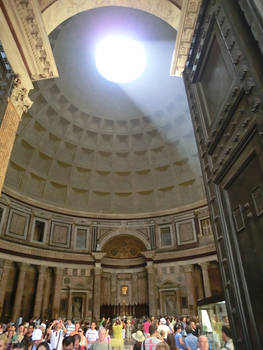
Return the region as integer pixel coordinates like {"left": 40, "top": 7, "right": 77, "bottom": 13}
{"left": 185, "top": 333, "right": 197, "bottom": 350}
{"left": 175, "top": 333, "right": 185, "bottom": 349}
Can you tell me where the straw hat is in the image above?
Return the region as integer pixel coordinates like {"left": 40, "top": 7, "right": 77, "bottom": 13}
{"left": 132, "top": 330, "right": 145, "bottom": 342}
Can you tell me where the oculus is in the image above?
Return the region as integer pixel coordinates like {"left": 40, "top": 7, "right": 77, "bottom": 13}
{"left": 95, "top": 36, "right": 146, "bottom": 83}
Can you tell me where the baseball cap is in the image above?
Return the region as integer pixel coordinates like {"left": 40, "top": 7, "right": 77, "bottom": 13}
{"left": 32, "top": 329, "right": 42, "bottom": 341}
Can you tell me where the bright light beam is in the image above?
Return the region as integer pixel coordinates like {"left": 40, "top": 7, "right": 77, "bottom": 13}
{"left": 95, "top": 36, "right": 146, "bottom": 83}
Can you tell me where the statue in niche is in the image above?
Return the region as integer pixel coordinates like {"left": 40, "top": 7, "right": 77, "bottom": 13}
{"left": 72, "top": 297, "right": 82, "bottom": 319}
{"left": 165, "top": 295, "right": 176, "bottom": 315}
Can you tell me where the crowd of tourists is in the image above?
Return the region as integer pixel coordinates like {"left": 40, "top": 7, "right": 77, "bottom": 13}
{"left": 0, "top": 316, "right": 234, "bottom": 350}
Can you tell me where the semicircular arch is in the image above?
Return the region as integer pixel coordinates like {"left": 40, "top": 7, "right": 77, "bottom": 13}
{"left": 42, "top": 0, "right": 181, "bottom": 34}
{"left": 98, "top": 230, "right": 151, "bottom": 251}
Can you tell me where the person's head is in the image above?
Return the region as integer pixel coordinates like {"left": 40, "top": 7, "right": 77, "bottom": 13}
{"left": 149, "top": 324, "right": 157, "bottom": 336}
{"left": 62, "top": 336, "right": 74, "bottom": 350}
{"left": 75, "top": 322, "right": 80, "bottom": 331}
{"left": 160, "top": 318, "right": 166, "bottom": 325}
{"left": 173, "top": 324, "right": 181, "bottom": 333}
{"left": 190, "top": 321, "right": 196, "bottom": 329}
{"left": 98, "top": 328, "right": 107, "bottom": 343}
{"left": 91, "top": 322, "right": 96, "bottom": 330}
{"left": 67, "top": 320, "right": 72, "bottom": 325}
{"left": 185, "top": 326, "right": 193, "bottom": 335}
{"left": 222, "top": 326, "right": 232, "bottom": 341}
{"left": 77, "top": 328, "right": 84, "bottom": 337}
{"left": 166, "top": 333, "right": 176, "bottom": 350}
{"left": 115, "top": 319, "right": 121, "bottom": 326}
{"left": 32, "top": 328, "right": 43, "bottom": 347}
{"left": 73, "top": 334, "right": 81, "bottom": 349}
{"left": 12, "top": 342, "right": 26, "bottom": 350}
{"left": 0, "top": 335, "right": 8, "bottom": 350}
{"left": 132, "top": 331, "right": 145, "bottom": 344}
{"left": 159, "top": 330, "right": 165, "bottom": 339}
{"left": 36, "top": 341, "right": 50, "bottom": 350}
{"left": 18, "top": 325, "right": 25, "bottom": 335}
{"left": 7, "top": 328, "right": 15, "bottom": 338}
{"left": 198, "top": 336, "right": 209, "bottom": 350}
{"left": 28, "top": 325, "right": 34, "bottom": 335}
{"left": 155, "top": 342, "right": 170, "bottom": 350}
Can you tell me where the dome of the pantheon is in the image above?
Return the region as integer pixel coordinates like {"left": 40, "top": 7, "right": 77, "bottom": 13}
{"left": 4, "top": 6, "right": 205, "bottom": 216}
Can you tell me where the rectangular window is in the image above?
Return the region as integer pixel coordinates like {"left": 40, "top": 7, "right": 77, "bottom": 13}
{"left": 76, "top": 228, "right": 87, "bottom": 248}
{"left": 0, "top": 207, "right": 3, "bottom": 223}
{"left": 160, "top": 226, "right": 172, "bottom": 247}
{"left": 33, "top": 220, "right": 45, "bottom": 242}
{"left": 181, "top": 296, "right": 188, "bottom": 308}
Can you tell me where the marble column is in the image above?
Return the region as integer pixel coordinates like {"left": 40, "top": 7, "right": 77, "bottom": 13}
{"left": 183, "top": 265, "right": 196, "bottom": 314}
{"left": 33, "top": 265, "right": 46, "bottom": 318}
{"left": 132, "top": 273, "right": 138, "bottom": 305}
{"left": 111, "top": 273, "right": 117, "bottom": 306}
{"left": 93, "top": 264, "right": 102, "bottom": 321}
{"left": 52, "top": 267, "right": 63, "bottom": 319}
{"left": 146, "top": 261, "right": 157, "bottom": 317}
{"left": 12, "top": 263, "right": 28, "bottom": 321}
{"left": 200, "top": 262, "right": 212, "bottom": 298}
{"left": 42, "top": 268, "right": 51, "bottom": 318}
{"left": 0, "top": 260, "right": 12, "bottom": 318}
{"left": 67, "top": 290, "right": 72, "bottom": 319}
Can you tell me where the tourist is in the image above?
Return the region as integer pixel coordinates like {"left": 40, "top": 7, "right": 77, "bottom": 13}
{"left": 85, "top": 322, "right": 98, "bottom": 349}
{"left": 70, "top": 323, "right": 81, "bottom": 337}
{"left": 32, "top": 329, "right": 44, "bottom": 350}
{"left": 174, "top": 324, "right": 185, "bottom": 350}
{"left": 73, "top": 334, "right": 81, "bottom": 350}
{"left": 142, "top": 324, "right": 161, "bottom": 350}
{"left": 62, "top": 336, "right": 74, "bottom": 350}
{"left": 184, "top": 326, "right": 197, "bottom": 350}
{"left": 12, "top": 343, "right": 27, "bottom": 350}
{"left": 66, "top": 321, "right": 75, "bottom": 338}
{"left": 221, "top": 326, "right": 234, "bottom": 350}
{"left": 155, "top": 343, "right": 170, "bottom": 350}
{"left": 36, "top": 341, "right": 51, "bottom": 350}
{"left": 77, "top": 329, "right": 88, "bottom": 350}
{"left": 0, "top": 336, "right": 8, "bottom": 350}
{"left": 126, "top": 320, "right": 132, "bottom": 341}
{"left": 157, "top": 319, "right": 170, "bottom": 340}
{"left": 90, "top": 328, "right": 111, "bottom": 350}
{"left": 197, "top": 336, "right": 209, "bottom": 350}
{"left": 143, "top": 319, "right": 151, "bottom": 338}
{"left": 132, "top": 330, "right": 145, "bottom": 350}
{"left": 48, "top": 320, "right": 66, "bottom": 350}
{"left": 166, "top": 333, "right": 176, "bottom": 350}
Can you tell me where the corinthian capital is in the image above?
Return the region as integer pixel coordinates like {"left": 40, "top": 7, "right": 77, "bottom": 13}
{"left": 10, "top": 76, "right": 32, "bottom": 116}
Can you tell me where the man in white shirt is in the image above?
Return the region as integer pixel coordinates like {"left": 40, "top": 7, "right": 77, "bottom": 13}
{"left": 48, "top": 320, "right": 66, "bottom": 350}
{"left": 86, "top": 322, "right": 99, "bottom": 349}
{"left": 157, "top": 318, "right": 170, "bottom": 340}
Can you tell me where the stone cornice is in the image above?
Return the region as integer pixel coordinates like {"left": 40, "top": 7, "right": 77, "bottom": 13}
{"left": 2, "top": 0, "right": 58, "bottom": 81}
{"left": 9, "top": 75, "right": 32, "bottom": 116}
{"left": 170, "top": 0, "right": 201, "bottom": 76}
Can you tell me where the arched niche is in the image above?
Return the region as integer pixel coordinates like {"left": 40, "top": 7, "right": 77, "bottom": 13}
{"left": 102, "top": 234, "right": 147, "bottom": 259}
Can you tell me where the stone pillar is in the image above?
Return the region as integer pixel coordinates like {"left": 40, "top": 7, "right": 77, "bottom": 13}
{"left": 93, "top": 264, "right": 102, "bottom": 321}
{"left": 132, "top": 273, "right": 138, "bottom": 305}
{"left": 200, "top": 262, "right": 212, "bottom": 298}
{"left": 0, "top": 78, "right": 32, "bottom": 193}
{"left": 111, "top": 273, "right": 117, "bottom": 306}
{"left": 12, "top": 262, "right": 28, "bottom": 321}
{"left": 52, "top": 267, "right": 63, "bottom": 319}
{"left": 183, "top": 265, "right": 196, "bottom": 314}
{"left": 146, "top": 261, "right": 157, "bottom": 317}
{"left": 42, "top": 268, "right": 51, "bottom": 318}
{"left": 67, "top": 290, "right": 72, "bottom": 319}
{"left": 0, "top": 260, "right": 12, "bottom": 318}
{"left": 33, "top": 265, "right": 46, "bottom": 318}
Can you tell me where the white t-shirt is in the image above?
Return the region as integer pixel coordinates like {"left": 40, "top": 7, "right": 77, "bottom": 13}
{"left": 86, "top": 329, "right": 98, "bottom": 349}
{"left": 50, "top": 329, "right": 64, "bottom": 350}
{"left": 157, "top": 324, "right": 171, "bottom": 339}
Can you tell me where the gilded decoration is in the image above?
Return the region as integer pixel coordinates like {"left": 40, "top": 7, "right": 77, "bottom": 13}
{"left": 103, "top": 235, "right": 146, "bottom": 259}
